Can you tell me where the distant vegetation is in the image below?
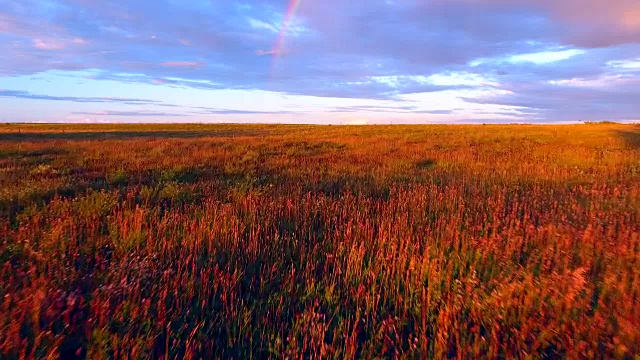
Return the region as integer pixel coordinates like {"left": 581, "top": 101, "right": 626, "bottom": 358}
{"left": 1, "top": 123, "right": 639, "bottom": 358}
{"left": 584, "top": 120, "right": 620, "bottom": 125}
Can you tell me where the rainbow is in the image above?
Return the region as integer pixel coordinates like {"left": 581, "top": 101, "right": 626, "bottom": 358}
{"left": 269, "top": 0, "right": 301, "bottom": 74}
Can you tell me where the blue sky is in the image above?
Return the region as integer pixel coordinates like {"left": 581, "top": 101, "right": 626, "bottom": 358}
{"left": 0, "top": 0, "right": 639, "bottom": 124}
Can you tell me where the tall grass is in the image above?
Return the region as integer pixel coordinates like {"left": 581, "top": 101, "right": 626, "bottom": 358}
{"left": 1, "top": 123, "right": 639, "bottom": 358}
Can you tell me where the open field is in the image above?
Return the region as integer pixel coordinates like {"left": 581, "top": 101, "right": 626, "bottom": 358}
{"left": 1, "top": 123, "right": 639, "bottom": 359}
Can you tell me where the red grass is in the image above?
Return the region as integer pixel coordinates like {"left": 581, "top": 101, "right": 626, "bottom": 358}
{"left": 0, "top": 123, "right": 639, "bottom": 358}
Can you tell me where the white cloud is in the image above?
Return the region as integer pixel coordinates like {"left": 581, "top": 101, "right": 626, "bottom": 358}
{"left": 426, "top": 72, "right": 498, "bottom": 87}
{"left": 247, "top": 18, "right": 279, "bottom": 33}
{"left": 508, "top": 49, "right": 586, "bottom": 64}
{"left": 471, "top": 48, "right": 586, "bottom": 66}
{"left": 608, "top": 59, "right": 640, "bottom": 70}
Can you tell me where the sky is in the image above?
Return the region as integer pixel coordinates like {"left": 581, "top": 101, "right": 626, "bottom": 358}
{"left": 0, "top": 0, "right": 639, "bottom": 124}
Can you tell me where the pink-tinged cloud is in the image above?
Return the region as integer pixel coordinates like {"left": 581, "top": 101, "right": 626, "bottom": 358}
{"left": 409, "top": 0, "right": 639, "bottom": 48}
{"left": 162, "top": 61, "right": 205, "bottom": 67}
{"left": 431, "top": 0, "right": 640, "bottom": 40}
{"left": 31, "top": 37, "right": 88, "bottom": 51}
{"left": 33, "top": 39, "right": 66, "bottom": 50}
{"left": 0, "top": 14, "right": 12, "bottom": 33}
{"left": 622, "top": 7, "right": 640, "bottom": 29}
{"left": 1, "top": 13, "right": 67, "bottom": 38}
{"left": 0, "top": 14, "right": 30, "bottom": 35}
{"left": 72, "top": 38, "right": 89, "bottom": 45}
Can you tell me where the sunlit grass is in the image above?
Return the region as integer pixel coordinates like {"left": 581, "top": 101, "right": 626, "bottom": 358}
{"left": 1, "top": 123, "right": 639, "bottom": 358}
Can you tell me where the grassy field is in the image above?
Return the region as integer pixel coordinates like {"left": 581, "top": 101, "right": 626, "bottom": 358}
{"left": 1, "top": 123, "right": 639, "bottom": 359}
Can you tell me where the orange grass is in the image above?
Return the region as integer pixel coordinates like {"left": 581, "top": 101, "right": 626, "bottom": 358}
{"left": 0, "top": 123, "right": 639, "bottom": 358}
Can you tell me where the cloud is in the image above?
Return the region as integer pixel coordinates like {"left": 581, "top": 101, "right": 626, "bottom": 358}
{"left": 0, "top": 89, "right": 161, "bottom": 104}
{"left": 33, "top": 39, "right": 66, "bottom": 50}
{"left": 413, "top": 110, "right": 456, "bottom": 115}
{"left": 426, "top": 0, "right": 640, "bottom": 47}
{"left": 162, "top": 61, "right": 205, "bottom": 67}
{"left": 72, "top": 110, "right": 188, "bottom": 117}
{"left": 461, "top": 74, "right": 640, "bottom": 121}
{"left": 247, "top": 18, "right": 280, "bottom": 33}
{"left": 0, "top": 88, "right": 295, "bottom": 116}
{"left": 256, "top": 49, "right": 283, "bottom": 56}
{"left": 0, "top": 0, "right": 639, "bottom": 122}
{"left": 189, "top": 107, "right": 296, "bottom": 115}
{"left": 30, "top": 37, "right": 88, "bottom": 50}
